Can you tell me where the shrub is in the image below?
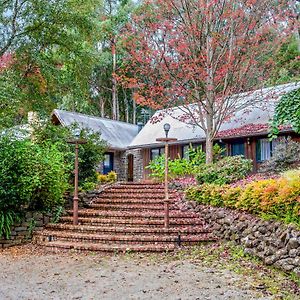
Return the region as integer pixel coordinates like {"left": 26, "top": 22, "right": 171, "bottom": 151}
{"left": 0, "top": 136, "right": 68, "bottom": 237}
{"left": 33, "top": 122, "right": 107, "bottom": 185}
{"left": 186, "top": 171, "right": 300, "bottom": 227}
{"left": 97, "top": 171, "right": 117, "bottom": 184}
{"left": 260, "top": 138, "right": 300, "bottom": 173}
{"left": 146, "top": 145, "right": 222, "bottom": 180}
{"left": 196, "top": 156, "right": 252, "bottom": 185}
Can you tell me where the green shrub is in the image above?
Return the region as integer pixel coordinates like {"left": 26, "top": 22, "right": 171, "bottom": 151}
{"left": 146, "top": 146, "right": 207, "bottom": 180}
{"left": 186, "top": 184, "right": 226, "bottom": 207}
{"left": 33, "top": 122, "right": 107, "bottom": 185}
{"left": 196, "top": 156, "right": 252, "bottom": 185}
{"left": 0, "top": 136, "right": 68, "bottom": 237}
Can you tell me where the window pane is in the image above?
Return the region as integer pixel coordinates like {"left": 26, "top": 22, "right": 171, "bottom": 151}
{"left": 103, "top": 154, "right": 111, "bottom": 167}
{"left": 182, "top": 145, "right": 190, "bottom": 159}
{"left": 151, "top": 149, "right": 160, "bottom": 160}
{"left": 231, "top": 142, "right": 245, "bottom": 156}
{"left": 259, "top": 138, "right": 271, "bottom": 161}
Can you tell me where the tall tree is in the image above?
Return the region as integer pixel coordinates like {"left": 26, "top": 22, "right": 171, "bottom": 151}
{"left": 0, "top": 0, "right": 101, "bottom": 128}
{"left": 92, "top": 0, "right": 136, "bottom": 121}
{"left": 122, "top": 0, "right": 295, "bottom": 162}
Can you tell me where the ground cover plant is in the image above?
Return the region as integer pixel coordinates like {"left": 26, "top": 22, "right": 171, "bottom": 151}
{"left": 186, "top": 169, "right": 300, "bottom": 227}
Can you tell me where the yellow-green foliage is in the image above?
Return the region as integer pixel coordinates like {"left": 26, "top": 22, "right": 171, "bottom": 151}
{"left": 97, "top": 171, "right": 117, "bottom": 184}
{"left": 186, "top": 172, "right": 300, "bottom": 226}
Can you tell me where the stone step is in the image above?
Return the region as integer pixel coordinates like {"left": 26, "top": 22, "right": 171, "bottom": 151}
{"left": 60, "top": 216, "right": 206, "bottom": 227}
{"left": 66, "top": 209, "right": 199, "bottom": 219}
{"left": 92, "top": 198, "right": 173, "bottom": 204}
{"left": 39, "top": 240, "right": 176, "bottom": 252}
{"left": 88, "top": 203, "right": 176, "bottom": 211}
{"left": 104, "top": 188, "right": 165, "bottom": 193}
{"left": 96, "top": 193, "right": 171, "bottom": 199}
{"left": 36, "top": 230, "right": 216, "bottom": 245}
{"left": 45, "top": 223, "right": 211, "bottom": 235}
{"left": 117, "top": 182, "right": 162, "bottom": 186}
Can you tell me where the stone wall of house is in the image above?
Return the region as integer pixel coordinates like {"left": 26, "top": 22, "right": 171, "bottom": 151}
{"left": 118, "top": 149, "right": 144, "bottom": 182}
{"left": 181, "top": 200, "right": 300, "bottom": 276}
{"left": 0, "top": 212, "right": 52, "bottom": 248}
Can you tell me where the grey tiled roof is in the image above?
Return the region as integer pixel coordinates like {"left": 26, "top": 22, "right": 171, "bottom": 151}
{"left": 52, "top": 109, "right": 139, "bottom": 150}
{"left": 130, "top": 82, "right": 300, "bottom": 148}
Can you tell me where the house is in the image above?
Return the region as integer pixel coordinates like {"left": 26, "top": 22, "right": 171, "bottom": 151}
{"left": 51, "top": 82, "right": 300, "bottom": 182}
{"left": 128, "top": 82, "right": 300, "bottom": 180}
{"left": 51, "top": 109, "right": 141, "bottom": 181}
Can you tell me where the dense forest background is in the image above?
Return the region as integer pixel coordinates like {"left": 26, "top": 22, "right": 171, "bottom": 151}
{"left": 0, "top": 0, "right": 299, "bottom": 129}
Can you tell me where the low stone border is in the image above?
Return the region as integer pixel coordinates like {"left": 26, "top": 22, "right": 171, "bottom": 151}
{"left": 0, "top": 212, "right": 52, "bottom": 248}
{"left": 179, "top": 198, "right": 300, "bottom": 276}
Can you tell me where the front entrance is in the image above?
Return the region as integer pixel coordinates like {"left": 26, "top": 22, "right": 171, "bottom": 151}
{"left": 103, "top": 152, "right": 114, "bottom": 174}
{"left": 127, "top": 154, "right": 134, "bottom": 182}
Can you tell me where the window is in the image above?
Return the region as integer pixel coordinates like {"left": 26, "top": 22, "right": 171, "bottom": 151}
{"left": 231, "top": 140, "right": 245, "bottom": 156}
{"left": 255, "top": 138, "right": 283, "bottom": 162}
{"left": 150, "top": 147, "right": 164, "bottom": 160}
{"left": 103, "top": 153, "right": 114, "bottom": 174}
{"left": 182, "top": 143, "right": 203, "bottom": 160}
{"left": 182, "top": 144, "right": 191, "bottom": 159}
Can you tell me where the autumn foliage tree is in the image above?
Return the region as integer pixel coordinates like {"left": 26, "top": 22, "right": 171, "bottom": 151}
{"left": 122, "top": 0, "right": 296, "bottom": 163}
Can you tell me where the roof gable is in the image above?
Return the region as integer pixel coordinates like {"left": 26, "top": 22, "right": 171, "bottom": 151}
{"left": 52, "top": 109, "right": 139, "bottom": 150}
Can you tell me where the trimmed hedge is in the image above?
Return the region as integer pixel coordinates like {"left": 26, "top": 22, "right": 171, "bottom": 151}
{"left": 186, "top": 170, "right": 300, "bottom": 227}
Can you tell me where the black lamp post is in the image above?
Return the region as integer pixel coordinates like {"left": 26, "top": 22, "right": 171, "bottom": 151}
{"left": 156, "top": 123, "right": 177, "bottom": 228}
{"left": 67, "top": 129, "right": 87, "bottom": 225}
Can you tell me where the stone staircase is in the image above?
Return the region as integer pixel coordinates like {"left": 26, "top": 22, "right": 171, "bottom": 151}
{"left": 35, "top": 182, "right": 216, "bottom": 252}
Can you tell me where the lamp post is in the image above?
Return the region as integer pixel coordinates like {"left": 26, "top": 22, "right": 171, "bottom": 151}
{"left": 67, "top": 129, "right": 87, "bottom": 225}
{"left": 156, "top": 123, "right": 177, "bottom": 228}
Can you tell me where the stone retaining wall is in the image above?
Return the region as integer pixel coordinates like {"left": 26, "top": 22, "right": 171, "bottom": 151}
{"left": 0, "top": 212, "right": 52, "bottom": 248}
{"left": 182, "top": 200, "right": 300, "bottom": 276}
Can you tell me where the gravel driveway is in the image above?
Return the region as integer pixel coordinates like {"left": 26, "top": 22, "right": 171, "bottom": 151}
{"left": 0, "top": 244, "right": 298, "bottom": 300}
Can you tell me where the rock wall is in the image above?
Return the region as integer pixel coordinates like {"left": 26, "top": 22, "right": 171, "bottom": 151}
{"left": 182, "top": 200, "right": 300, "bottom": 276}
{"left": 0, "top": 212, "right": 51, "bottom": 248}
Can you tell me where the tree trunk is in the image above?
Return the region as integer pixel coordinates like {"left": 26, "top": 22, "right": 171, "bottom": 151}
{"left": 205, "top": 135, "right": 214, "bottom": 164}
{"left": 100, "top": 98, "right": 105, "bottom": 118}
{"left": 132, "top": 97, "right": 136, "bottom": 124}
{"left": 111, "top": 38, "right": 118, "bottom": 120}
{"left": 123, "top": 88, "right": 129, "bottom": 123}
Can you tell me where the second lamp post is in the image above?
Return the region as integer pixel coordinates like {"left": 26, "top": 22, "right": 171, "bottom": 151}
{"left": 156, "top": 123, "right": 177, "bottom": 228}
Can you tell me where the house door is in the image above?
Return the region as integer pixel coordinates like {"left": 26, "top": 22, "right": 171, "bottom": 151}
{"left": 127, "top": 154, "right": 134, "bottom": 182}
{"left": 103, "top": 153, "right": 114, "bottom": 174}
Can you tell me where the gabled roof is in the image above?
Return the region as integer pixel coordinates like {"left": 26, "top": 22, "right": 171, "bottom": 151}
{"left": 129, "top": 82, "right": 300, "bottom": 148}
{"left": 52, "top": 109, "right": 139, "bottom": 150}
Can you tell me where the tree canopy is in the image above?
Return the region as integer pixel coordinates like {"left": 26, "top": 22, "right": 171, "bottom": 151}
{"left": 121, "top": 0, "right": 296, "bottom": 162}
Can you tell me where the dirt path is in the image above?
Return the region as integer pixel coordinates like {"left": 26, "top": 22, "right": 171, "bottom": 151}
{"left": 0, "top": 244, "right": 299, "bottom": 300}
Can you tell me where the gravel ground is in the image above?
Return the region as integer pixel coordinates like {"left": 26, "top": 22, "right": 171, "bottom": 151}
{"left": 0, "top": 244, "right": 299, "bottom": 300}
